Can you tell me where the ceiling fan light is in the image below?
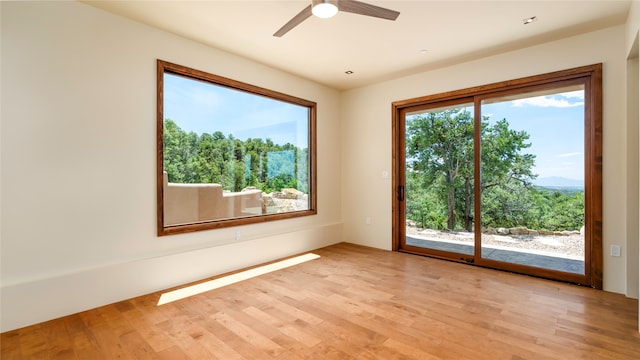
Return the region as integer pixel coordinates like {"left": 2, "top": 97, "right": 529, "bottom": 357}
{"left": 312, "top": 0, "right": 339, "bottom": 18}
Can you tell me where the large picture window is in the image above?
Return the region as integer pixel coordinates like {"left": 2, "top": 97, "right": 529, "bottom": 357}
{"left": 157, "top": 60, "right": 317, "bottom": 236}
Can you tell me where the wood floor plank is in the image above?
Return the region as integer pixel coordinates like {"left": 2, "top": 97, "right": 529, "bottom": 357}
{"left": 121, "top": 307, "right": 176, "bottom": 354}
{"left": 42, "top": 317, "right": 77, "bottom": 360}
{"left": 242, "top": 306, "right": 322, "bottom": 348}
{"left": 1, "top": 331, "right": 22, "bottom": 360}
{"left": 155, "top": 345, "right": 189, "bottom": 360}
{"left": 18, "top": 324, "right": 48, "bottom": 359}
{"left": 1, "top": 242, "right": 638, "bottom": 359}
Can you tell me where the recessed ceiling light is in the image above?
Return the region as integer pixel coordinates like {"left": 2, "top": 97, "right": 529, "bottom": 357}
{"left": 420, "top": 49, "right": 428, "bottom": 54}
{"left": 523, "top": 16, "right": 537, "bottom": 25}
{"left": 345, "top": 70, "right": 354, "bottom": 75}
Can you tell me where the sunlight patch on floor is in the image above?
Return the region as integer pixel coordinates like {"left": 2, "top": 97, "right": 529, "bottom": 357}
{"left": 157, "top": 253, "right": 320, "bottom": 305}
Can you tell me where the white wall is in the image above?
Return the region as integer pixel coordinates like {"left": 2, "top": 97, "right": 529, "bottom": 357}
{"left": 0, "top": 1, "right": 342, "bottom": 332}
{"left": 341, "top": 25, "right": 631, "bottom": 294}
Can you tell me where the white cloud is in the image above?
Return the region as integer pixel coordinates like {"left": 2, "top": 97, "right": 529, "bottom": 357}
{"left": 512, "top": 91, "right": 584, "bottom": 108}
{"left": 561, "top": 90, "right": 584, "bottom": 100}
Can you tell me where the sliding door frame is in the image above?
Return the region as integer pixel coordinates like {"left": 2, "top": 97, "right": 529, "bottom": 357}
{"left": 392, "top": 64, "right": 602, "bottom": 289}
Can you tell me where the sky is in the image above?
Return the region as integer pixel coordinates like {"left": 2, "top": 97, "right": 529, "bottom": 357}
{"left": 482, "top": 88, "right": 585, "bottom": 183}
{"left": 163, "top": 73, "right": 309, "bottom": 148}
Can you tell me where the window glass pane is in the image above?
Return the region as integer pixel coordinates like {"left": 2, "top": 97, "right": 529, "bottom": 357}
{"left": 480, "top": 85, "right": 585, "bottom": 274}
{"left": 158, "top": 61, "right": 315, "bottom": 235}
{"left": 405, "top": 103, "right": 475, "bottom": 256}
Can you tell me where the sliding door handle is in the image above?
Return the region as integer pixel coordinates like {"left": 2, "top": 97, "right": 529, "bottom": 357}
{"left": 398, "top": 185, "right": 405, "bottom": 201}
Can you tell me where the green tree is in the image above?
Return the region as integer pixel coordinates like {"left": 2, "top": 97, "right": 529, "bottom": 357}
{"left": 163, "top": 119, "right": 198, "bottom": 182}
{"left": 406, "top": 109, "right": 474, "bottom": 230}
{"left": 538, "top": 189, "right": 584, "bottom": 231}
{"left": 406, "top": 110, "right": 536, "bottom": 231}
{"left": 479, "top": 118, "right": 537, "bottom": 230}
{"left": 163, "top": 119, "right": 309, "bottom": 194}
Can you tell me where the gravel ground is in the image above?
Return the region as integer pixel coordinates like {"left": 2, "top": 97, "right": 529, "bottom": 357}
{"left": 406, "top": 226, "right": 585, "bottom": 258}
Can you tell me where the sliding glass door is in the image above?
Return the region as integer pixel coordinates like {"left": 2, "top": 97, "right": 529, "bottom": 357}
{"left": 393, "top": 65, "right": 602, "bottom": 288}
{"left": 479, "top": 84, "right": 586, "bottom": 276}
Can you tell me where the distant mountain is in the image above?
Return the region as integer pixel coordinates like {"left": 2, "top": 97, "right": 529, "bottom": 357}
{"left": 533, "top": 176, "right": 584, "bottom": 188}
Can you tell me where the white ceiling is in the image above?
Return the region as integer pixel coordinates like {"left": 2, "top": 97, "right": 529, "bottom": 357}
{"left": 84, "top": 0, "right": 632, "bottom": 90}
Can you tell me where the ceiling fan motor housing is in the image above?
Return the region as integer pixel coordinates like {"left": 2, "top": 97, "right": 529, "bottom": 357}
{"left": 312, "top": 0, "right": 339, "bottom": 18}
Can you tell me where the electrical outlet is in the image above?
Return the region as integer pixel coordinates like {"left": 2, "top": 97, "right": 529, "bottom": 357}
{"left": 610, "top": 244, "right": 621, "bottom": 257}
{"left": 235, "top": 231, "right": 241, "bottom": 240}
{"left": 365, "top": 216, "right": 371, "bottom": 225}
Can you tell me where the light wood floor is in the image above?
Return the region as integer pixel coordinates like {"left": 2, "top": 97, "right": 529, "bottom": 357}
{"left": 2, "top": 242, "right": 639, "bottom": 359}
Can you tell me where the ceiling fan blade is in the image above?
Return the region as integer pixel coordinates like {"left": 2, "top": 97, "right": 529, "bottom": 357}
{"left": 338, "top": 0, "right": 400, "bottom": 21}
{"left": 273, "top": 5, "right": 313, "bottom": 37}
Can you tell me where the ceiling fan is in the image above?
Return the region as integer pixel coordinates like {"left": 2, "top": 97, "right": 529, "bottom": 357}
{"left": 273, "top": 0, "right": 400, "bottom": 37}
